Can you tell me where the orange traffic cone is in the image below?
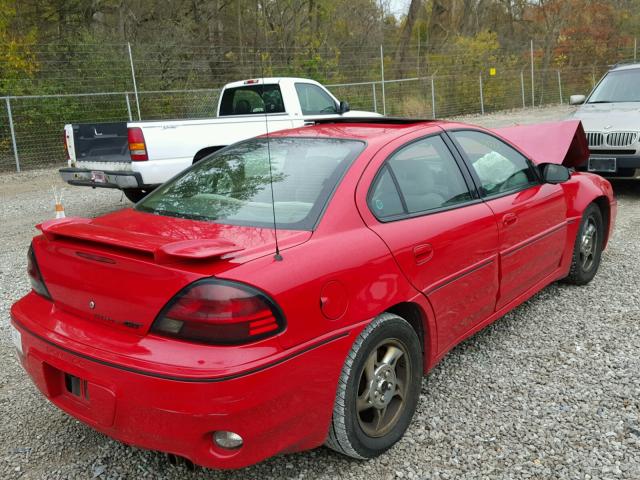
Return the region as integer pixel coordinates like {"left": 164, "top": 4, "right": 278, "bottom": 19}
{"left": 52, "top": 186, "right": 65, "bottom": 219}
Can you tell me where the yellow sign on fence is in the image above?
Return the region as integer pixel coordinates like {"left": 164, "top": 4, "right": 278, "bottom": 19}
{"left": 489, "top": 67, "right": 496, "bottom": 76}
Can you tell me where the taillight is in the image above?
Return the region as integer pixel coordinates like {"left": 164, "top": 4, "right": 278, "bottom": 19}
{"left": 128, "top": 127, "right": 148, "bottom": 161}
{"left": 151, "top": 279, "right": 285, "bottom": 345}
{"left": 63, "top": 130, "right": 70, "bottom": 160}
{"left": 27, "top": 245, "right": 51, "bottom": 300}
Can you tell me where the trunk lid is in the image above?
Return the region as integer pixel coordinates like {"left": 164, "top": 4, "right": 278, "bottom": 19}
{"left": 34, "top": 209, "right": 310, "bottom": 335}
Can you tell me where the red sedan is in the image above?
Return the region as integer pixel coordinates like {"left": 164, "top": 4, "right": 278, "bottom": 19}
{"left": 11, "top": 118, "right": 615, "bottom": 469}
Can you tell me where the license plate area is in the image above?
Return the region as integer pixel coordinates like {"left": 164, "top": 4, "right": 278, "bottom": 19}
{"left": 588, "top": 157, "right": 617, "bottom": 172}
{"left": 90, "top": 170, "right": 107, "bottom": 183}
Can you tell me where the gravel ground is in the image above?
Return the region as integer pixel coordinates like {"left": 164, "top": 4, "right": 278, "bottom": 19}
{"left": 1, "top": 105, "right": 639, "bottom": 479}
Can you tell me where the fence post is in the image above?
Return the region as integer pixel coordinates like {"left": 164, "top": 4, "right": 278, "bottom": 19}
{"left": 635, "top": 37, "right": 637, "bottom": 62}
{"left": 557, "top": 70, "right": 563, "bottom": 104}
{"left": 431, "top": 75, "right": 436, "bottom": 118}
{"left": 5, "top": 98, "right": 20, "bottom": 172}
{"left": 380, "top": 45, "right": 386, "bottom": 116}
{"left": 592, "top": 67, "right": 596, "bottom": 88}
{"left": 530, "top": 40, "right": 535, "bottom": 107}
{"left": 125, "top": 94, "right": 133, "bottom": 121}
{"left": 479, "top": 73, "right": 485, "bottom": 115}
{"left": 520, "top": 69, "right": 526, "bottom": 108}
{"left": 127, "top": 42, "right": 142, "bottom": 120}
{"left": 372, "top": 82, "right": 377, "bottom": 113}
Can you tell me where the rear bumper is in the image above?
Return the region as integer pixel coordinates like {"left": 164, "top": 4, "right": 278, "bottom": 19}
{"left": 10, "top": 295, "right": 361, "bottom": 469}
{"left": 59, "top": 168, "right": 150, "bottom": 190}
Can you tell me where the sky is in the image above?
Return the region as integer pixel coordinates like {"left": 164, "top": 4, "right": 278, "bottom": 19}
{"left": 387, "top": 0, "right": 411, "bottom": 17}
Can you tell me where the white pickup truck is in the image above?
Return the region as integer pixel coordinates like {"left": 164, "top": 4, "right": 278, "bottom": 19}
{"left": 60, "top": 77, "right": 378, "bottom": 202}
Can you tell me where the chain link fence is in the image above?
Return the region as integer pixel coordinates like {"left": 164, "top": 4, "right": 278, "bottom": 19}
{"left": 1, "top": 41, "right": 631, "bottom": 172}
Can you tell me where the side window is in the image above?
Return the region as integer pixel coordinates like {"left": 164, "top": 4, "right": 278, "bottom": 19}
{"left": 219, "top": 85, "right": 285, "bottom": 116}
{"left": 368, "top": 135, "right": 473, "bottom": 219}
{"left": 369, "top": 166, "right": 405, "bottom": 219}
{"left": 295, "top": 83, "right": 337, "bottom": 115}
{"left": 451, "top": 130, "right": 538, "bottom": 196}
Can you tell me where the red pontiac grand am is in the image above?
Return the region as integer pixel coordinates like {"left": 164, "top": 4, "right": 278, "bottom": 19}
{"left": 11, "top": 118, "right": 615, "bottom": 469}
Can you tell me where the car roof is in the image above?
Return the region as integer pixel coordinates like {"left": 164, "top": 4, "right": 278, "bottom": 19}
{"left": 266, "top": 118, "right": 449, "bottom": 144}
{"left": 223, "top": 77, "right": 326, "bottom": 89}
{"left": 609, "top": 62, "right": 640, "bottom": 72}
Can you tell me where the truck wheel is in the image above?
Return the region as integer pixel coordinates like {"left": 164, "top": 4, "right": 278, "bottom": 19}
{"left": 326, "top": 313, "right": 422, "bottom": 459}
{"left": 563, "top": 203, "right": 604, "bottom": 285}
{"left": 123, "top": 189, "right": 151, "bottom": 203}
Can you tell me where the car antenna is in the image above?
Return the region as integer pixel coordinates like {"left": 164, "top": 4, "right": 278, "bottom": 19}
{"left": 260, "top": 51, "right": 283, "bottom": 261}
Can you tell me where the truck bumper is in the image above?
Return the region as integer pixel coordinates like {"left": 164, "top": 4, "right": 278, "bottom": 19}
{"left": 59, "top": 168, "right": 148, "bottom": 190}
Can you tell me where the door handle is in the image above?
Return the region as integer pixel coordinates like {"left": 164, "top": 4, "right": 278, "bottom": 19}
{"left": 413, "top": 244, "right": 434, "bottom": 265}
{"left": 503, "top": 213, "right": 518, "bottom": 226}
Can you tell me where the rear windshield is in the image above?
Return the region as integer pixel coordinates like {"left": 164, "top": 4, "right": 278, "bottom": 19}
{"left": 588, "top": 69, "right": 640, "bottom": 103}
{"left": 219, "top": 84, "right": 285, "bottom": 115}
{"left": 136, "top": 138, "right": 365, "bottom": 230}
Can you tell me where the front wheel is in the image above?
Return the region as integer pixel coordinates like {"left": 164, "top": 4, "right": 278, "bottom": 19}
{"left": 563, "top": 203, "right": 604, "bottom": 285}
{"left": 325, "top": 313, "right": 422, "bottom": 459}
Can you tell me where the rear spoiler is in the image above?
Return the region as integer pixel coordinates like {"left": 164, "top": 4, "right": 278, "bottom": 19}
{"left": 492, "top": 120, "right": 589, "bottom": 168}
{"left": 36, "top": 217, "right": 243, "bottom": 263}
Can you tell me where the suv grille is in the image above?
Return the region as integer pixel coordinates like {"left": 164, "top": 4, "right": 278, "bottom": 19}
{"left": 586, "top": 131, "right": 638, "bottom": 148}
{"left": 606, "top": 131, "right": 638, "bottom": 147}
{"left": 586, "top": 132, "right": 604, "bottom": 146}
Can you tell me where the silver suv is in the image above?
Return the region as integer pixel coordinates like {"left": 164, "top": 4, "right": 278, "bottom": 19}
{"left": 570, "top": 63, "right": 640, "bottom": 179}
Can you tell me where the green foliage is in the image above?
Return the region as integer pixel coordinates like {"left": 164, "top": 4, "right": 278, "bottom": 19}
{"left": 1, "top": 0, "right": 639, "bottom": 170}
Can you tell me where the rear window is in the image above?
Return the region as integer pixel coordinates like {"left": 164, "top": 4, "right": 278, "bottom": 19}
{"left": 219, "top": 84, "right": 285, "bottom": 116}
{"left": 136, "top": 138, "right": 365, "bottom": 230}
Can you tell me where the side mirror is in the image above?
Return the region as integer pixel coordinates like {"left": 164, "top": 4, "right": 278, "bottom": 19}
{"left": 540, "top": 163, "right": 571, "bottom": 184}
{"left": 338, "top": 101, "right": 350, "bottom": 114}
{"left": 569, "top": 94, "right": 586, "bottom": 105}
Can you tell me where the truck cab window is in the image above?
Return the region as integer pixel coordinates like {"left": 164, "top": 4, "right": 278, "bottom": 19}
{"left": 295, "top": 83, "right": 337, "bottom": 115}
{"left": 219, "top": 85, "right": 285, "bottom": 116}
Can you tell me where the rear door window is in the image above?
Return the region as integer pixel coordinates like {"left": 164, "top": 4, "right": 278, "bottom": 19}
{"left": 369, "top": 135, "right": 473, "bottom": 220}
{"left": 219, "top": 84, "right": 285, "bottom": 116}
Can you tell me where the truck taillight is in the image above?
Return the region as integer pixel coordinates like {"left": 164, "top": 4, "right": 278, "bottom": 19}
{"left": 128, "top": 127, "right": 148, "bottom": 161}
{"left": 28, "top": 245, "right": 51, "bottom": 300}
{"left": 151, "top": 279, "right": 285, "bottom": 345}
{"left": 63, "top": 130, "right": 70, "bottom": 160}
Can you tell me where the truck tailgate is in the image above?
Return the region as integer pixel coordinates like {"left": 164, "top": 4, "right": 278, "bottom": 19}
{"left": 69, "top": 122, "right": 130, "bottom": 164}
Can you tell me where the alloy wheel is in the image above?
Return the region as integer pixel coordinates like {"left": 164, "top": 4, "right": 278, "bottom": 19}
{"left": 356, "top": 339, "right": 410, "bottom": 438}
{"left": 579, "top": 216, "right": 598, "bottom": 271}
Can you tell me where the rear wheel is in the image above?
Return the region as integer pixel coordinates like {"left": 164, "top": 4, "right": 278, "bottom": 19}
{"left": 326, "top": 313, "right": 422, "bottom": 459}
{"left": 563, "top": 203, "right": 604, "bottom": 285}
{"left": 123, "top": 188, "right": 151, "bottom": 203}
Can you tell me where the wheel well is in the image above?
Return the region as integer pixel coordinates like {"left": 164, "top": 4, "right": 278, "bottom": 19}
{"left": 193, "top": 146, "right": 224, "bottom": 164}
{"left": 386, "top": 302, "right": 427, "bottom": 357}
{"left": 593, "top": 196, "right": 611, "bottom": 247}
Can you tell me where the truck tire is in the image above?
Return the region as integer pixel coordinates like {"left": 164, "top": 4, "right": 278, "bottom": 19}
{"left": 123, "top": 189, "right": 151, "bottom": 203}
{"left": 326, "top": 313, "right": 422, "bottom": 459}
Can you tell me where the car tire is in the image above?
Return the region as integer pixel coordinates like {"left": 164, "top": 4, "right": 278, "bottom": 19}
{"left": 325, "top": 313, "right": 422, "bottom": 459}
{"left": 563, "top": 203, "right": 604, "bottom": 285}
{"left": 123, "top": 189, "right": 151, "bottom": 203}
